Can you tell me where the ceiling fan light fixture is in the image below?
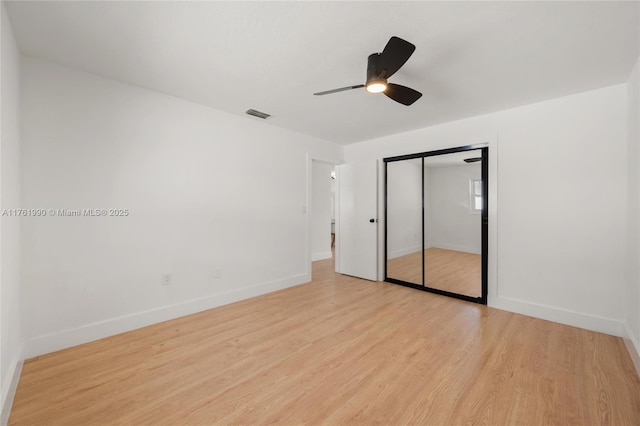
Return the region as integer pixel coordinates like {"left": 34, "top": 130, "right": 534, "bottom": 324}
{"left": 366, "top": 79, "right": 387, "bottom": 93}
{"left": 313, "top": 37, "right": 421, "bottom": 105}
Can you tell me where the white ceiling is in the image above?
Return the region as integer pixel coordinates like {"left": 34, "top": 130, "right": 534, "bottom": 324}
{"left": 5, "top": 1, "right": 639, "bottom": 145}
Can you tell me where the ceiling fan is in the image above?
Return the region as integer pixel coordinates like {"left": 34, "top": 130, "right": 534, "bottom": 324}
{"left": 313, "top": 36, "right": 422, "bottom": 106}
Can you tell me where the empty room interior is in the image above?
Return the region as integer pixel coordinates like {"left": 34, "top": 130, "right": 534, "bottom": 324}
{"left": 2, "top": 1, "right": 640, "bottom": 424}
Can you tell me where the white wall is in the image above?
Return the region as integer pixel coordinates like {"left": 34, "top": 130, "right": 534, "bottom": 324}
{"left": 0, "top": 2, "right": 24, "bottom": 422}
{"left": 426, "top": 164, "right": 481, "bottom": 254}
{"left": 311, "top": 162, "right": 332, "bottom": 261}
{"left": 345, "top": 84, "right": 628, "bottom": 337}
{"left": 626, "top": 56, "right": 640, "bottom": 365}
{"left": 20, "top": 57, "right": 342, "bottom": 357}
{"left": 386, "top": 159, "right": 422, "bottom": 258}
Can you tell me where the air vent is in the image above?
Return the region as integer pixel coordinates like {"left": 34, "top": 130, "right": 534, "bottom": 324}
{"left": 245, "top": 109, "right": 271, "bottom": 119}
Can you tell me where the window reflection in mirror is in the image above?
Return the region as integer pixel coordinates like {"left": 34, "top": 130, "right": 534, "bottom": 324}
{"left": 424, "top": 151, "right": 481, "bottom": 298}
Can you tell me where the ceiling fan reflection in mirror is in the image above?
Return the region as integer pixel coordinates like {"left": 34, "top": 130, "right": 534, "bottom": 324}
{"left": 314, "top": 36, "right": 422, "bottom": 106}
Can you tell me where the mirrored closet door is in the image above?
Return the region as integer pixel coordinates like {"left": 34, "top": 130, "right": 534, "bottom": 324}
{"left": 386, "top": 158, "right": 423, "bottom": 286}
{"left": 384, "top": 145, "right": 488, "bottom": 304}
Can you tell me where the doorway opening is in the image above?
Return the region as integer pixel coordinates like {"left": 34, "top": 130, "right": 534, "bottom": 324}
{"left": 384, "top": 144, "right": 488, "bottom": 304}
{"left": 310, "top": 161, "right": 334, "bottom": 262}
{"left": 309, "top": 160, "right": 339, "bottom": 280}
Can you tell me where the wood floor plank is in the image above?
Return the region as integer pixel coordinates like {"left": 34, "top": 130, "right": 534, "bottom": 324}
{"left": 387, "top": 247, "right": 482, "bottom": 296}
{"left": 9, "top": 257, "right": 640, "bottom": 425}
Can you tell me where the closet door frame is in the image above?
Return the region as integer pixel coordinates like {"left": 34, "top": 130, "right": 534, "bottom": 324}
{"left": 383, "top": 143, "right": 488, "bottom": 305}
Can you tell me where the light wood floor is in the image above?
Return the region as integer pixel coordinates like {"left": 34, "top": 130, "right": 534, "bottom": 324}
{"left": 10, "top": 258, "right": 640, "bottom": 425}
{"left": 387, "top": 247, "right": 481, "bottom": 297}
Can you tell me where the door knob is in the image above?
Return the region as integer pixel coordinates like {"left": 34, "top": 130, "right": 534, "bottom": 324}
{"left": 369, "top": 218, "right": 375, "bottom": 223}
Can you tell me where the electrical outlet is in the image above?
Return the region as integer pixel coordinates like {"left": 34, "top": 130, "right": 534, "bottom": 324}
{"left": 162, "top": 273, "right": 172, "bottom": 286}
{"left": 213, "top": 267, "right": 221, "bottom": 279}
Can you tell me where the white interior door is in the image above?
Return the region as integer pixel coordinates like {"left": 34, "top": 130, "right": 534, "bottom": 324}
{"left": 337, "top": 160, "right": 378, "bottom": 281}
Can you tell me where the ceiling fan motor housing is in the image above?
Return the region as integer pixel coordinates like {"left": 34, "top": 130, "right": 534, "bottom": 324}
{"left": 367, "top": 53, "right": 387, "bottom": 85}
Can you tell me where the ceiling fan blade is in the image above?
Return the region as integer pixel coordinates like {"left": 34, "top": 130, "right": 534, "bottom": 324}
{"left": 384, "top": 83, "right": 422, "bottom": 106}
{"left": 376, "top": 36, "right": 416, "bottom": 79}
{"left": 313, "top": 84, "right": 365, "bottom": 96}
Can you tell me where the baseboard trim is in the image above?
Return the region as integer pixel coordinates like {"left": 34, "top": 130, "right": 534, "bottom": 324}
{"left": 623, "top": 322, "right": 640, "bottom": 379}
{"left": 388, "top": 245, "right": 422, "bottom": 259}
{"left": 1, "top": 343, "right": 24, "bottom": 426}
{"left": 430, "top": 243, "right": 481, "bottom": 255}
{"left": 24, "top": 272, "right": 310, "bottom": 359}
{"left": 489, "top": 295, "right": 626, "bottom": 337}
{"left": 312, "top": 251, "right": 332, "bottom": 261}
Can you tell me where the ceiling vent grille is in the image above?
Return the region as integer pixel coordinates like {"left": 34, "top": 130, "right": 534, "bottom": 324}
{"left": 245, "top": 109, "right": 271, "bottom": 119}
